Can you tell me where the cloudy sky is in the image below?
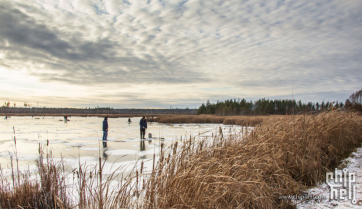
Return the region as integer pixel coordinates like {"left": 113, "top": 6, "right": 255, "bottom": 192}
{"left": 0, "top": 0, "right": 361, "bottom": 108}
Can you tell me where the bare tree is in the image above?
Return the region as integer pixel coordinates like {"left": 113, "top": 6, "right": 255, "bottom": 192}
{"left": 349, "top": 89, "right": 362, "bottom": 105}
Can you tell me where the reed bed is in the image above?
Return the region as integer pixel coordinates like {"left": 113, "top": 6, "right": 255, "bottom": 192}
{"left": 153, "top": 114, "right": 276, "bottom": 126}
{"left": 0, "top": 144, "right": 139, "bottom": 208}
{"left": 1, "top": 110, "right": 361, "bottom": 208}
{"left": 153, "top": 115, "right": 226, "bottom": 123}
{"left": 142, "top": 110, "right": 362, "bottom": 208}
{"left": 0, "top": 146, "right": 71, "bottom": 208}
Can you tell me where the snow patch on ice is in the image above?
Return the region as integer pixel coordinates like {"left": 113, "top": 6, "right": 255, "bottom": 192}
{"left": 25, "top": 140, "right": 66, "bottom": 144}
{"left": 64, "top": 142, "right": 98, "bottom": 147}
{"left": 105, "top": 149, "right": 139, "bottom": 155}
{"left": 80, "top": 147, "right": 100, "bottom": 151}
{"left": 0, "top": 151, "right": 39, "bottom": 161}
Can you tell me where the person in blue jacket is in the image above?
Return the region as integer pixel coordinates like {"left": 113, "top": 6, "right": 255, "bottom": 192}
{"left": 139, "top": 116, "right": 147, "bottom": 139}
{"left": 102, "top": 117, "right": 108, "bottom": 147}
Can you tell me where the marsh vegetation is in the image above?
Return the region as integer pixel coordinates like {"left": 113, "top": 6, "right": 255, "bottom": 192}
{"left": 0, "top": 110, "right": 361, "bottom": 208}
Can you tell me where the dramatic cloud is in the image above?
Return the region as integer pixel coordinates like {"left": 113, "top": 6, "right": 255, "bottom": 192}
{"left": 0, "top": 0, "right": 361, "bottom": 107}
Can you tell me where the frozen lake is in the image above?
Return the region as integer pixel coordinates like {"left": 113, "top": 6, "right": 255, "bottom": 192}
{"left": 0, "top": 116, "right": 242, "bottom": 171}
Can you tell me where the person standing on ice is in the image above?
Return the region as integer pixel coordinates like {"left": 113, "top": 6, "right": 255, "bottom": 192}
{"left": 102, "top": 117, "right": 108, "bottom": 147}
{"left": 139, "top": 116, "right": 147, "bottom": 139}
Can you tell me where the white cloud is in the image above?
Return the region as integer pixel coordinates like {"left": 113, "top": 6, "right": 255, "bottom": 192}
{"left": 104, "top": 0, "right": 124, "bottom": 16}
{"left": 73, "top": 0, "right": 96, "bottom": 15}
{"left": 0, "top": 0, "right": 361, "bottom": 107}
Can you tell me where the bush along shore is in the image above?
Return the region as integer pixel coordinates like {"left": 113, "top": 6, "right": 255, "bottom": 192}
{"left": 152, "top": 114, "right": 285, "bottom": 126}
{"left": 1, "top": 110, "right": 361, "bottom": 208}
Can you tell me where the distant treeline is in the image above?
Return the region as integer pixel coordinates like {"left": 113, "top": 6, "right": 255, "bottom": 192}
{"left": 197, "top": 89, "right": 362, "bottom": 116}
{"left": 197, "top": 99, "right": 342, "bottom": 115}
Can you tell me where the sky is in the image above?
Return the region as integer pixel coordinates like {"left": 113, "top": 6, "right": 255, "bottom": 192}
{"left": 0, "top": 0, "right": 361, "bottom": 108}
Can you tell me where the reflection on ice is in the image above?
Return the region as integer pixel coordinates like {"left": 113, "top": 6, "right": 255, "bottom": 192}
{"left": 68, "top": 136, "right": 118, "bottom": 141}
{"left": 25, "top": 140, "right": 66, "bottom": 144}
{"left": 0, "top": 151, "right": 38, "bottom": 161}
{"left": 105, "top": 149, "right": 139, "bottom": 155}
{"left": 104, "top": 148, "right": 159, "bottom": 157}
{"left": 0, "top": 164, "right": 38, "bottom": 177}
{"left": 139, "top": 148, "right": 159, "bottom": 156}
{"left": 64, "top": 142, "right": 98, "bottom": 147}
{"left": 59, "top": 156, "right": 97, "bottom": 166}
{"left": 68, "top": 137, "right": 99, "bottom": 141}
{"left": 12, "top": 138, "right": 28, "bottom": 141}
{"left": 120, "top": 138, "right": 153, "bottom": 142}
{"left": 80, "top": 147, "right": 101, "bottom": 151}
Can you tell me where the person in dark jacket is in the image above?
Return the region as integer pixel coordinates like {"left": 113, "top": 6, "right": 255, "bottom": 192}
{"left": 102, "top": 117, "right": 108, "bottom": 147}
{"left": 139, "top": 117, "right": 147, "bottom": 139}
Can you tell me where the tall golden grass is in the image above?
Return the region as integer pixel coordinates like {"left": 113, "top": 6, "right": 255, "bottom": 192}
{"left": 0, "top": 144, "right": 139, "bottom": 208}
{"left": 153, "top": 114, "right": 277, "bottom": 126}
{"left": 142, "top": 110, "right": 362, "bottom": 208}
{"left": 1, "top": 110, "right": 361, "bottom": 208}
{"left": 0, "top": 147, "right": 71, "bottom": 208}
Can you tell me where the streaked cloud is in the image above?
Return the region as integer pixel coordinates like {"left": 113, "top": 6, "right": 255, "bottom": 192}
{"left": 0, "top": 0, "right": 361, "bottom": 107}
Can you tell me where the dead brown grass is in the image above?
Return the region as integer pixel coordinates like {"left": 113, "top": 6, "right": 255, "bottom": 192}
{"left": 0, "top": 150, "right": 71, "bottom": 208}
{"left": 1, "top": 110, "right": 361, "bottom": 208}
{"left": 0, "top": 144, "right": 138, "bottom": 209}
{"left": 142, "top": 110, "right": 362, "bottom": 208}
{"left": 153, "top": 114, "right": 279, "bottom": 126}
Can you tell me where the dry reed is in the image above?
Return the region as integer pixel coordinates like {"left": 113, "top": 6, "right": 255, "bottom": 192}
{"left": 142, "top": 110, "right": 362, "bottom": 208}
{"left": 154, "top": 114, "right": 275, "bottom": 126}
{"left": 0, "top": 144, "right": 138, "bottom": 208}
{"left": 1, "top": 110, "right": 361, "bottom": 208}
{"left": 0, "top": 145, "right": 71, "bottom": 208}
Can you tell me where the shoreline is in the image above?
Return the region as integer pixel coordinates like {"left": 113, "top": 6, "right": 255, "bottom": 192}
{"left": 1, "top": 114, "right": 287, "bottom": 126}
{"left": 0, "top": 113, "right": 161, "bottom": 118}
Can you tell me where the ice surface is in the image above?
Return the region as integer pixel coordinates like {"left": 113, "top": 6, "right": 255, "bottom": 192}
{"left": 80, "top": 147, "right": 101, "bottom": 151}
{"left": 0, "top": 151, "right": 38, "bottom": 161}
{"left": 105, "top": 149, "right": 139, "bottom": 155}
{"left": 25, "top": 140, "right": 66, "bottom": 144}
{"left": 0, "top": 116, "right": 244, "bottom": 175}
{"left": 139, "top": 148, "right": 160, "bottom": 156}
{"left": 64, "top": 142, "right": 98, "bottom": 147}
